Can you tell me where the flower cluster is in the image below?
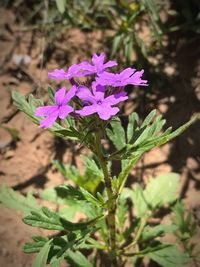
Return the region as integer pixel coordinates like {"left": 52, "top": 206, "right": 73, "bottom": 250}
{"left": 35, "top": 53, "right": 148, "bottom": 128}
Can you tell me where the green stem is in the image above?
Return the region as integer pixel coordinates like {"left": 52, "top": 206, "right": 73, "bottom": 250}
{"left": 124, "top": 216, "right": 147, "bottom": 251}
{"left": 94, "top": 131, "right": 117, "bottom": 256}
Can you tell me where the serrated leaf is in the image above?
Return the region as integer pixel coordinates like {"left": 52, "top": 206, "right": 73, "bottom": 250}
{"left": 23, "top": 207, "right": 103, "bottom": 231}
{"left": 106, "top": 117, "right": 126, "bottom": 150}
{"left": 145, "top": 173, "right": 179, "bottom": 208}
{"left": 117, "top": 114, "right": 198, "bottom": 196}
{"left": 131, "top": 173, "right": 180, "bottom": 217}
{"left": 41, "top": 186, "right": 99, "bottom": 220}
{"left": 32, "top": 239, "right": 52, "bottom": 267}
{"left": 132, "top": 184, "right": 149, "bottom": 218}
{"left": 24, "top": 236, "right": 49, "bottom": 254}
{"left": 148, "top": 244, "right": 191, "bottom": 267}
{"left": 66, "top": 250, "right": 92, "bottom": 267}
{"left": 0, "top": 185, "right": 39, "bottom": 215}
{"left": 53, "top": 158, "right": 101, "bottom": 193}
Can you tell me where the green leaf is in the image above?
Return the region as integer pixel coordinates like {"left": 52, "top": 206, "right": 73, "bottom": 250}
{"left": 117, "top": 152, "right": 142, "bottom": 194}
{"left": 53, "top": 158, "right": 102, "bottom": 193}
{"left": 127, "top": 112, "right": 139, "bottom": 143}
{"left": 23, "top": 207, "right": 103, "bottom": 231}
{"left": 32, "top": 239, "right": 52, "bottom": 267}
{"left": 117, "top": 196, "right": 128, "bottom": 228}
{"left": 147, "top": 244, "right": 191, "bottom": 267}
{"left": 106, "top": 117, "right": 126, "bottom": 150}
{"left": 130, "top": 173, "right": 180, "bottom": 217}
{"left": 142, "top": 224, "right": 178, "bottom": 241}
{"left": 141, "top": 109, "right": 157, "bottom": 127}
{"left": 24, "top": 236, "right": 49, "bottom": 253}
{"left": 12, "top": 91, "right": 79, "bottom": 140}
{"left": 66, "top": 250, "right": 92, "bottom": 267}
{"left": 41, "top": 186, "right": 100, "bottom": 220}
{"left": 55, "top": 0, "right": 66, "bottom": 14}
{"left": 111, "top": 34, "right": 124, "bottom": 57}
{"left": 116, "top": 113, "right": 198, "bottom": 197}
{"left": 144, "top": 173, "right": 179, "bottom": 209}
{"left": 48, "top": 86, "right": 55, "bottom": 102}
{"left": 0, "top": 185, "right": 39, "bottom": 215}
{"left": 131, "top": 184, "right": 149, "bottom": 218}
{"left": 172, "top": 201, "right": 198, "bottom": 238}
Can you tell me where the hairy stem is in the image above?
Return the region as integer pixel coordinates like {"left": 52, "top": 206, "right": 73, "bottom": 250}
{"left": 94, "top": 131, "right": 117, "bottom": 258}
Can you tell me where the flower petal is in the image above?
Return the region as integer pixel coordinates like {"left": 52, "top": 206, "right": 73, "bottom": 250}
{"left": 76, "top": 86, "right": 96, "bottom": 104}
{"left": 76, "top": 104, "right": 98, "bottom": 116}
{"left": 104, "top": 92, "right": 128, "bottom": 105}
{"left": 39, "top": 113, "right": 58, "bottom": 128}
{"left": 48, "top": 69, "right": 68, "bottom": 80}
{"left": 67, "top": 63, "right": 84, "bottom": 78}
{"left": 58, "top": 105, "right": 74, "bottom": 119}
{"left": 103, "top": 60, "right": 118, "bottom": 69}
{"left": 63, "top": 85, "right": 77, "bottom": 103}
{"left": 97, "top": 104, "right": 119, "bottom": 120}
{"left": 92, "top": 52, "right": 105, "bottom": 66}
{"left": 55, "top": 87, "right": 66, "bottom": 105}
{"left": 129, "top": 69, "right": 148, "bottom": 86}
{"left": 34, "top": 106, "right": 58, "bottom": 117}
{"left": 119, "top": 67, "right": 135, "bottom": 78}
{"left": 91, "top": 82, "right": 105, "bottom": 101}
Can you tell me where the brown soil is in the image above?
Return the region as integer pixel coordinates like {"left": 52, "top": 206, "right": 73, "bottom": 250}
{"left": 0, "top": 4, "right": 200, "bottom": 267}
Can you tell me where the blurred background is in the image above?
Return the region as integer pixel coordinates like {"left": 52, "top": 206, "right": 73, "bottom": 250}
{"left": 0, "top": 1, "right": 200, "bottom": 266}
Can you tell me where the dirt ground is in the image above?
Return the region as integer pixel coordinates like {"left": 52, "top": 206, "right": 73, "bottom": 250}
{"left": 0, "top": 4, "right": 200, "bottom": 267}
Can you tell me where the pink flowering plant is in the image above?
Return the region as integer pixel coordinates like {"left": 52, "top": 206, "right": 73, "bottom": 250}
{"left": 1, "top": 53, "right": 199, "bottom": 267}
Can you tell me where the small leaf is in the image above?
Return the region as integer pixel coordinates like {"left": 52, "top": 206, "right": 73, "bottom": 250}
{"left": 32, "top": 239, "right": 52, "bottom": 267}
{"left": 55, "top": 0, "right": 66, "bottom": 14}
{"left": 106, "top": 117, "right": 126, "bottom": 150}
{"left": 0, "top": 185, "right": 39, "bottom": 215}
{"left": 145, "top": 173, "right": 179, "bottom": 209}
{"left": 111, "top": 34, "right": 123, "bottom": 57}
{"left": 66, "top": 250, "right": 92, "bottom": 267}
{"left": 24, "top": 236, "right": 49, "bottom": 254}
{"left": 142, "top": 224, "right": 178, "bottom": 241}
{"left": 147, "top": 244, "right": 191, "bottom": 267}
{"left": 127, "top": 112, "right": 139, "bottom": 143}
{"left": 23, "top": 207, "right": 104, "bottom": 231}
{"left": 141, "top": 109, "right": 157, "bottom": 127}
{"left": 130, "top": 173, "right": 180, "bottom": 217}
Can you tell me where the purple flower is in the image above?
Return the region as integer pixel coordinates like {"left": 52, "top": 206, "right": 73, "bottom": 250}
{"left": 76, "top": 83, "right": 128, "bottom": 120}
{"left": 48, "top": 53, "right": 117, "bottom": 81}
{"left": 80, "top": 52, "right": 118, "bottom": 76}
{"left": 48, "top": 64, "right": 83, "bottom": 81}
{"left": 96, "top": 68, "right": 148, "bottom": 87}
{"left": 48, "top": 69, "right": 68, "bottom": 80}
{"left": 35, "top": 86, "right": 76, "bottom": 128}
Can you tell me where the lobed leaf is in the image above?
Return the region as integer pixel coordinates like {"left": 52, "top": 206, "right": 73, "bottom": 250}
{"left": 23, "top": 206, "right": 104, "bottom": 231}
{"left": 127, "top": 173, "right": 180, "bottom": 217}
{"left": 66, "top": 250, "right": 93, "bottom": 267}
{"left": 106, "top": 117, "right": 126, "bottom": 150}
{"left": 0, "top": 185, "right": 39, "bottom": 215}
{"left": 32, "top": 239, "right": 52, "bottom": 267}
{"left": 147, "top": 244, "right": 191, "bottom": 267}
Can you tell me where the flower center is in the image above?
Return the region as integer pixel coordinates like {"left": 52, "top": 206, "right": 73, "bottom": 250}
{"left": 97, "top": 100, "right": 102, "bottom": 105}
